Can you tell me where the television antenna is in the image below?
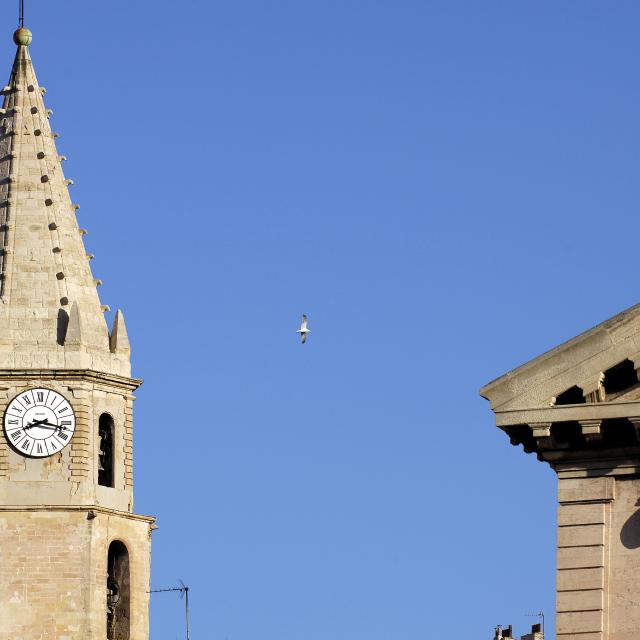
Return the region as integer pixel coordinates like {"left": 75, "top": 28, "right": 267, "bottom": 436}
{"left": 526, "top": 611, "right": 544, "bottom": 635}
{"left": 150, "top": 580, "right": 191, "bottom": 640}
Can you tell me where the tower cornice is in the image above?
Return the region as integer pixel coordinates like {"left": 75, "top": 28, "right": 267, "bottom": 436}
{"left": 0, "top": 504, "right": 155, "bottom": 524}
{"left": 0, "top": 368, "right": 142, "bottom": 392}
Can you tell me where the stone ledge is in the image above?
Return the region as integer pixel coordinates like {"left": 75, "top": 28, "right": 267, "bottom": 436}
{"left": 496, "top": 400, "right": 640, "bottom": 427}
{"left": 0, "top": 504, "right": 155, "bottom": 523}
{"left": 0, "top": 368, "right": 142, "bottom": 391}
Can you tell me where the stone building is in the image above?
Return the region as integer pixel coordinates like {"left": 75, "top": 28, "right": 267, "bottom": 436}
{"left": 482, "top": 303, "right": 640, "bottom": 640}
{"left": 494, "top": 623, "right": 544, "bottom": 640}
{"left": 0, "top": 26, "right": 154, "bottom": 639}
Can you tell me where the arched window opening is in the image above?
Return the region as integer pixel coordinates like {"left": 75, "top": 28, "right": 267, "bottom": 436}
{"left": 98, "top": 413, "right": 114, "bottom": 488}
{"left": 107, "top": 540, "right": 130, "bottom": 640}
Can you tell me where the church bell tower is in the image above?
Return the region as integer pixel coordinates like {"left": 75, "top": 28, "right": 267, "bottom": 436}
{"left": 0, "top": 25, "right": 154, "bottom": 639}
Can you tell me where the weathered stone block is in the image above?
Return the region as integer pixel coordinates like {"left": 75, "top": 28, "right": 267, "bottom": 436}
{"left": 557, "top": 588, "right": 603, "bottom": 612}
{"left": 558, "top": 478, "right": 615, "bottom": 504}
{"left": 557, "top": 545, "right": 604, "bottom": 569}
{"left": 557, "top": 567, "right": 604, "bottom": 591}
{"left": 558, "top": 524, "right": 605, "bottom": 547}
{"left": 558, "top": 503, "right": 606, "bottom": 526}
{"left": 557, "top": 610, "right": 603, "bottom": 634}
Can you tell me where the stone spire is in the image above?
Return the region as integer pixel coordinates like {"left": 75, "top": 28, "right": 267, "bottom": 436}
{"left": 0, "top": 29, "right": 130, "bottom": 376}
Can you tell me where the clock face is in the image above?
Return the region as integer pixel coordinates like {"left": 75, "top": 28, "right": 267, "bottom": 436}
{"left": 3, "top": 388, "right": 76, "bottom": 458}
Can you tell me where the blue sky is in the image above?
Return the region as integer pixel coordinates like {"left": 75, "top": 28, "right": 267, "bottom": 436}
{"left": 6, "top": 2, "right": 640, "bottom": 638}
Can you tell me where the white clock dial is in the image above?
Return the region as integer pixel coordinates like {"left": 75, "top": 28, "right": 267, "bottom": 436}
{"left": 3, "top": 388, "right": 76, "bottom": 458}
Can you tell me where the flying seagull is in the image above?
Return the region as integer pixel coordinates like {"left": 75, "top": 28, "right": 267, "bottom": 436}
{"left": 297, "top": 314, "right": 311, "bottom": 344}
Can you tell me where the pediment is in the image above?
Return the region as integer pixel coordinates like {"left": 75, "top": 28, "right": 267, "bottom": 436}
{"left": 481, "top": 302, "right": 640, "bottom": 418}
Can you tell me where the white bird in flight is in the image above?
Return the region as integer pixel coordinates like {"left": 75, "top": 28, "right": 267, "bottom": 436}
{"left": 297, "top": 314, "right": 311, "bottom": 344}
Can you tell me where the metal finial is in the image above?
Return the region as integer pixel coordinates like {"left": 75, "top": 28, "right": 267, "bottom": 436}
{"left": 13, "top": 27, "right": 32, "bottom": 46}
{"left": 13, "top": 1, "right": 32, "bottom": 47}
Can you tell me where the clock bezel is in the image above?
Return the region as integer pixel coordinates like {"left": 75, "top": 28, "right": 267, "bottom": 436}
{"left": 3, "top": 387, "right": 76, "bottom": 458}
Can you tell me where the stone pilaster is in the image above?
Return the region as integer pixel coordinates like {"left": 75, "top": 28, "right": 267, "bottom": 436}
{"left": 556, "top": 477, "right": 613, "bottom": 639}
{"left": 124, "top": 394, "right": 134, "bottom": 490}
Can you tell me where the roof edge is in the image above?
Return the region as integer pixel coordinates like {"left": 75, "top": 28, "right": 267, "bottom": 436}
{"left": 480, "top": 301, "right": 640, "bottom": 409}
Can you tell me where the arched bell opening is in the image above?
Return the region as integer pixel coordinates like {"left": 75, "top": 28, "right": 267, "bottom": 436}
{"left": 98, "top": 413, "right": 115, "bottom": 488}
{"left": 107, "top": 540, "right": 130, "bottom": 640}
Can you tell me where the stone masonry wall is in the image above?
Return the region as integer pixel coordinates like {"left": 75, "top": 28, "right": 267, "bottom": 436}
{"left": 608, "top": 477, "right": 640, "bottom": 640}
{"left": 0, "top": 508, "right": 152, "bottom": 640}
{"left": 557, "top": 475, "right": 640, "bottom": 640}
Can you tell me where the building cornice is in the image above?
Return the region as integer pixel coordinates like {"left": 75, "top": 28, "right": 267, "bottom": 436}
{"left": 494, "top": 399, "right": 640, "bottom": 428}
{"left": 0, "top": 504, "right": 156, "bottom": 524}
{"left": 0, "top": 368, "right": 143, "bottom": 391}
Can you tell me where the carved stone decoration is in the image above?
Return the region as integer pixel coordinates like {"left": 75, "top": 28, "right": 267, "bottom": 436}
{"left": 530, "top": 422, "right": 553, "bottom": 450}
{"left": 579, "top": 419, "right": 602, "bottom": 442}
{"left": 583, "top": 372, "right": 606, "bottom": 403}
{"left": 628, "top": 417, "right": 640, "bottom": 444}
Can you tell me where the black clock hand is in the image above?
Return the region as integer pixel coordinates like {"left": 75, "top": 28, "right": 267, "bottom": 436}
{"left": 24, "top": 421, "right": 71, "bottom": 433}
{"left": 24, "top": 418, "right": 49, "bottom": 431}
{"left": 41, "top": 420, "right": 71, "bottom": 432}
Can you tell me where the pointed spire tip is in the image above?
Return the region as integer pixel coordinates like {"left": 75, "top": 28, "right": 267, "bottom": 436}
{"left": 13, "top": 27, "right": 32, "bottom": 47}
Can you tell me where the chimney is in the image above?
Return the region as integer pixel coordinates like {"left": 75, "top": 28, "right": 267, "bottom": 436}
{"left": 521, "top": 623, "right": 544, "bottom": 640}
